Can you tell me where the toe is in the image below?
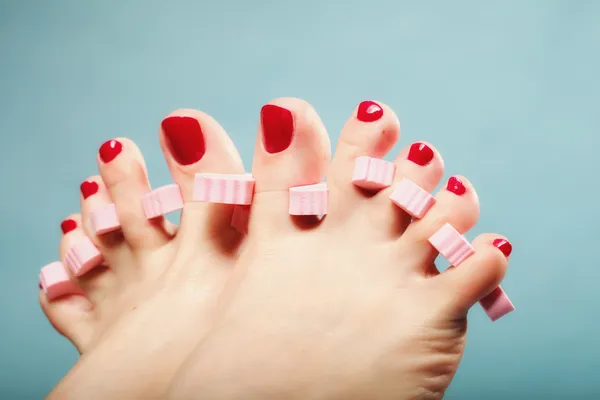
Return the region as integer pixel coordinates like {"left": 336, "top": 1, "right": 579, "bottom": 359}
{"left": 327, "top": 101, "right": 400, "bottom": 213}
{"left": 39, "top": 260, "right": 93, "bottom": 353}
{"left": 431, "top": 234, "right": 513, "bottom": 321}
{"left": 398, "top": 175, "right": 480, "bottom": 273}
{"left": 251, "top": 98, "right": 331, "bottom": 231}
{"left": 159, "top": 109, "right": 245, "bottom": 244}
{"left": 97, "top": 138, "right": 171, "bottom": 250}
{"left": 59, "top": 213, "right": 115, "bottom": 297}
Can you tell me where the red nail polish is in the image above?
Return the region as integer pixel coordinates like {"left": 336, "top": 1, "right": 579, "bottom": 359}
{"left": 80, "top": 180, "right": 99, "bottom": 199}
{"left": 407, "top": 142, "right": 434, "bottom": 166}
{"left": 261, "top": 105, "right": 294, "bottom": 154}
{"left": 357, "top": 101, "right": 383, "bottom": 122}
{"left": 161, "top": 116, "right": 206, "bottom": 165}
{"left": 493, "top": 238, "right": 512, "bottom": 257}
{"left": 61, "top": 219, "right": 77, "bottom": 234}
{"left": 99, "top": 139, "right": 123, "bottom": 163}
{"left": 446, "top": 176, "right": 466, "bottom": 196}
{"left": 39, "top": 282, "right": 42, "bottom": 289}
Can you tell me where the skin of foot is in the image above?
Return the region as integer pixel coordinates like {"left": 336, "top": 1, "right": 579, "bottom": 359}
{"left": 40, "top": 99, "right": 511, "bottom": 400}
{"left": 166, "top": 99, "right": 511, "bottom": 400}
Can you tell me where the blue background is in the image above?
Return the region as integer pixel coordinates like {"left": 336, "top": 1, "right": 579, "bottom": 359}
{"left": 1, "top": 0, "right": 598, "bottom": 398}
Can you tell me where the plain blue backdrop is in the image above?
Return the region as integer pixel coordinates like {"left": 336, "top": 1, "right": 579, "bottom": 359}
{"left": 1, "top": 0, "right": 598, "bottom": 398}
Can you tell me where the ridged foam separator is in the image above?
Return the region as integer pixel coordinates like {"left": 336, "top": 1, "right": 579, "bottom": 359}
{"left": 193, "top": 173, "right": 255, "bottom": 205}
{"left": 428, "top": 223, "right": 515, "bottom": 321}
{"left": 352, "top": 156, "right": 396, "bottom": 190}
{"left": 142, "top": 184, "right": 184, "bottom": 218}
{"left": 289, "top": 183, "right": 328, "bottom": 215}
{"left": 389, "top": 178, "right": 435, "bottom": 219}
{"left": 64, "top": 237, "right": 103, "bottom": 277}
{"left": 40, "top": 261, "right": 80, "bottom": 300}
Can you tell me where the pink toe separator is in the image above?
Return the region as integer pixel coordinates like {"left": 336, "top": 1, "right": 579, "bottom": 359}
{"left": 193, "top": 173, "right": 255, "bottom": 205}
{"left": 91, "top": 203, "right": 120, "bottom": 235}
{"left": 40, "top": 261, "right": 80, "bottom": 301}
{"left": 64, "top": 237, "right": 103, "bottom": 277}
{"left": 289, "top": 183, "right": 328, "bottom": 215}
{"left": 231, "top": 205, "right": 250, "bottom": 234}
{"left": 143, "top": 184, "right": 184, "bottom": 219}
{"left": 352, "top": 156, "right": 396, "bottom": 190}
{"left": 428, "top": 223, "right": 515, "bottom": 322}
{"left": 389, "top": 178, "right": 436, "bottom": 219}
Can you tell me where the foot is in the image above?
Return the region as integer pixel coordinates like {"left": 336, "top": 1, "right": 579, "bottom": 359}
{"left": 168, "top": 99, "right": 513, "bottom": 399}
{"left": 40, "top": 110, "right": 247, "bottom": 398}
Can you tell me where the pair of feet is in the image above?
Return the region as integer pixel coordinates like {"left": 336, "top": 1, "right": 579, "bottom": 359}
{"left": 40, "top": 98, "right": 513, "bottom": 399}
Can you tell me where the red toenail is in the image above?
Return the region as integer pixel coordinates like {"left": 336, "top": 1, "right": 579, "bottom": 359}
{"left": 80, "top": 180, "right": 99, "bottom": 199}
{"left": 493, "top": 238, "right": 513, "bottom": 257}
{"left": 407, "top": 142, "right": 434, "bottom": 166}
{"left": 446, "top": 176, "right": 466, "bottom": 195}
{"left": 39, "top": 282, "right": 42, "bottom": 289}
{"left": 261, "top": 105, "right": 294, "bottom": 154}
{"left": 99, "top": 139, "right": 123, "bottom": 163}
{"left": 61, "top": 219, "right": 77, "bottom": 234}
{"left": 161, "top": 116, "right": 206, "bottom": 165}
{"left": 357, "top": 101, "right": 383, "bottom": 123}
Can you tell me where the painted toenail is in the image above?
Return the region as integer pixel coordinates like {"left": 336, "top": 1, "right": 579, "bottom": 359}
{"left": 161, "top": 116, "right": 206, "bottom": 165}
{"left": 40, "top": 262, "right": 79, "bottom": 301}
{"left": 99, "top": 139, "right": 123, "bottom": 163}
{"left": 389, "top": 179, "right": 436, "bottom": 219}
{"left": 407, "top": 143, "right": 434, "bottom": 166}
{"left": 194, "top": 173, "right": 256, "bottom": 204}
{"left": 261, "top": 104, "right": 294, "bottom": 154}
{"left": 64, "top": 237, "right": 103, "bottom": 277}
{"left": 91, "top": 203, "right": 121, "bottom": 235}
{"left": 38, "top": 281, "right": 42, "bottom": 289}
{"left": 446, "top": 176, "right": 466, "bottom": 196}
{"left": 357, "top": 101, "right": 383, "bottom": 123}
{"left": 80, "top": 180, "right": 99, "bottom": 199}
{"left": 61, "top": 219, "right": 77, "bottom": 234}
{"left": 352, "top": 156, "right": 395, "bottom": 190}
{"left": 492, "top": 238, "right": 512, "bottom": 257}
{"left": 289, "top": 183, "right": 328, "bottom": 215}
{"left": 143, "top": 184, "right": 184, "bottom": 219}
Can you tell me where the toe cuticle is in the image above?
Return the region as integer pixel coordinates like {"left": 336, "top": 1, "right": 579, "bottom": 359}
{"left": 446, "top": 176, "right": 466, "bottom": 196}
{"left": 260, "top": 104, "right": 294, "bottom": 154}
{"left": 61, "top": 219, "right": 77, "bottom": 234}
{"left": 356, "top": 100, "right": 383, "bottom": 123}
{"left": 407, "top": 142, "right": 434, "bottom": 166}
{"left": 99, "top": 139, "right": 123, "bottom": 163}
{"left": 80, "top": 180, "right": 99, "bottom": 199}
{"left": 493, "top": 238, "right": 513, "bottom": 257}
{"left": 161, "top": 116, "right": 206, "bottom": 165}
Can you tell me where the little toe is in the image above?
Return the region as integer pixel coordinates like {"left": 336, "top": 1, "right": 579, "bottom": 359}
{"left": 431, "top": 234, "right": 513, "bottom": 321}
{"left": 250, "top": 98, "right": 331, "bottom": 232}
{"left": 97, "top": 138, "right": 171, "bottom": 250}
{"left": 398, "top": 175, "right": 480, "bottom": 274}
{"left": 159, "top": 109, "right": 245, "bottom": 245}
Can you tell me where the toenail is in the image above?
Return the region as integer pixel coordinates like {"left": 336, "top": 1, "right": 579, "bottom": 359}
{"left": 261, "top": 104, "right": 294, "bottom": 154}
{"left": 99, "top": 139, "right": 123, "bottom": 163}
{"left": 80, "top": 180, "right": 99, "bottom": 199}
{"left": 61, "top": 219, "right": 78, "bottom": 234}
{"left": 492, "top": 238, "right": 513, "bottom": 257}
{"left": 407, "top": 142, "right": 434, "bottom": 166}
{"left": 446, "top": 176, "right": 466, "bottom": 196}
{"left": 38, "top": 281, "right": 42, "bottom": 289}
{"left": 356, "top": 100, "right": 383, "bottom": 123}
{"left": 161, "top": 116, "right": 206, "bottom": 165}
